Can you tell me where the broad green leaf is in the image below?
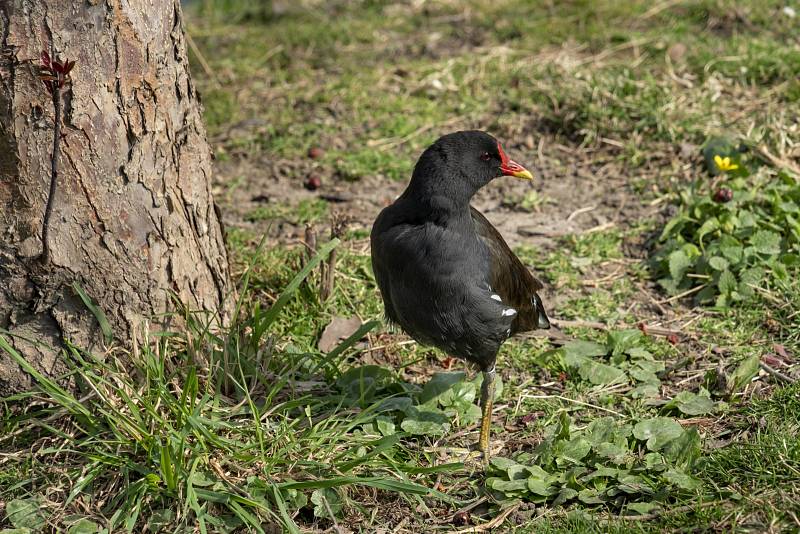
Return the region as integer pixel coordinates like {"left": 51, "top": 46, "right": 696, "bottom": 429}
{"left": 629, "top": 383, "right": 660, "bottom": 398}
{"left": 782, "top": 253, "right": 800, "bottom": 266}
{"left": 708, "top": 256, "right": 729, "bottom": 271}
{"left": 439, "top": 380, "right": 476, "bottom": 407}
{"left": 635, "top": 360, "right": 666, "bottom": 374}
{"left": 555, "top": 437, "right": 591, "bottom": 464}
{"left": 459, "top": 403, "right": 482, "bottom": 425}
{"left": 663, "top": 391, "right": 716, "bottom": 415}
{"left": 659, "top": 214, "right": 688, "bottom": 239}
{"left": 644, "top": 452, "right": 667, "bottom": 470}
{"left": 562, "top": 340, "right": 607, "bottom": 359}
{"left": 668, "top": 249, "right": 692, "bottom": 282}
{"left": 336, "top": 365, "right": 395, "bottom": 403}
{"left": 555, "top": 411, "right": 571, "bottom": 441}
{"left": 400, "top": 410, "right": 450, "bottom": 436}
{"left": 336, "top": 365, "right": 394, "bottom": 390}
{"left": 696, "top": 217, "right": 720, "bottom": 244}
{"left": 606, "top": 329, "right": 644, "bottom": 359}
{"left": 489, "top": 457, "right": 522, "bottom": 473}
{"left": 626, "top": 347, "right": 653, "bottom": 360}
{"left": 663, "top": 468, "right": 701, "bottom": 490}
{"left": 578, "top": 360, "right": 626, "bottom": 385}
{"left": 552, "top": 487, "right": 578, "bottom": 506}
{"left": 526, "top": 477, "right": 554, "bottom": 496}
{"left": 311, "top": 488, "right": 341, "bottom": 518}
{"left": 730, "top": 354, "right": 760, "bottom": 392}
{"left": 738, "top": 266, "right": 764, "bottom": 297}
{"left": 750, "top": 230, "right": 781, "bottom": 255}
{"left": 594, "top": 442, "right": 629, "bottom": 464}
{"left": 577, "top": 488, "right": 604, "bottom": 504}
{"left": 630, "top": 367, "right": 660, "bottom": 384}
{"left": 489, "top": 478, "right": 528, "bottom": 493}
{"left": 719, "top": 235, "right": 744, "bottom": 264}
{"left": 663, "top": 427, "right": 702, "bottom": 468}
{"left": 418, "top": 372, "right": 466, "bottom": 404}
{"left": 376, "top": 397, "right": 413, "bottom": 413}
{"left": 627, "top": 502, "right": 660, "bottom": 515}
{"left": 584, "top": 417, "right": 618, "bottom": 445}
{"left": 376, "top": 416, "right": 396, "bottom": 436}
{"left": 633, "top": 418, "right": 684, "bottom": 451}
{"left": 583, "top": 467, "right": 620, "bottom": 481}
{"left": 5, "top": 499, "right": 45, "bottom": 531}
{"left": 717, "top": 269, "right": 737, "bottom": 295}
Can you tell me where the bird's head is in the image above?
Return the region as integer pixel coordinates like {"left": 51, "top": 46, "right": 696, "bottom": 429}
{"left": 409, "top": 131, "right": 533, "bottom": 203}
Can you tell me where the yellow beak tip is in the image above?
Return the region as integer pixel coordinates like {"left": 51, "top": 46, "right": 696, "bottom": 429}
{"left": 514, "top": 170, "right": 534, "bottom": 180}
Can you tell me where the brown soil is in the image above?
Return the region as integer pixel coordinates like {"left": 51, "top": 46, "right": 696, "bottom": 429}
{"left": 212, "top": 134, "right": 667, "bottom": 251}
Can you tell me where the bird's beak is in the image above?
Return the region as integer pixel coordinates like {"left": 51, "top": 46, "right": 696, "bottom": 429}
{"left": 500, "top": 159, "right": 534, "bottom": 180}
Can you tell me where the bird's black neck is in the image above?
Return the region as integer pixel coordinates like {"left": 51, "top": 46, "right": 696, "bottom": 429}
{"left": 403, "top": 161, "right": 478, "bottom": 221}
{"left": 400, "top": 185, "right": 474, "bottom": 228}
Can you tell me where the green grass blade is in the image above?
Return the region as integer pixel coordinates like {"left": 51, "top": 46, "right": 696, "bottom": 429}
{"left": 271, "top": 485, "right": 301, "bottom": 534}
{"left": 0, "top": 334, "right": 91, "bottom": 420}
{"left": 256, "top": 237, "right": 339, "bottom": 333}
{"left": 72, "top": 282, "right": 113, "bottom": 344}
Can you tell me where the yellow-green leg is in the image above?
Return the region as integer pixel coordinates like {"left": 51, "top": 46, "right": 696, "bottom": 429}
{"left": 478, "top": 367, "right": 496, "bottom": 466}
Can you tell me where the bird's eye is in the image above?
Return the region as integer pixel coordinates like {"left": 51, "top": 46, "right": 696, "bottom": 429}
{"left": 480, "top": 152, "right": 491, "bottom": 161}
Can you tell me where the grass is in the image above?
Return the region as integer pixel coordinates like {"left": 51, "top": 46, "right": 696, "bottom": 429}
{"left": 2, "top": 0, "right": 800, "bottom": 531}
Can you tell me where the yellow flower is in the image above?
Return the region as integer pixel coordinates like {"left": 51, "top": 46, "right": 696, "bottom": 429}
{"left": 714, "top": 155, "right": 739, "bottom": 172}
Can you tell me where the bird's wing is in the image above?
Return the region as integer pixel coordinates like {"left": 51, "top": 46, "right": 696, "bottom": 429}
{"left": 470, "top": 206, "right": 550, "bottom": 333}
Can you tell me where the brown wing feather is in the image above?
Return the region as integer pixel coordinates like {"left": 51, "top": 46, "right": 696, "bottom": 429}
{"left": 471, "top": 206, "right": 549, "bottom": 334}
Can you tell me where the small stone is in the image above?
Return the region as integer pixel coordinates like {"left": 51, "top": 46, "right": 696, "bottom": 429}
{"left": 667, "top": 42, "right": 687, "bottom": 63}
{"left": 304, "top": 174, "right": 322, "bottom": 191}
{"left": 307, "top": 146, "right": 324, "bottom": 159}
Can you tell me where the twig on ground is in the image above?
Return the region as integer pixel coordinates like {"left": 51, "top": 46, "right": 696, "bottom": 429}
{"left": 604, "top": 500, "right": 720, "bottom": 521}
{"left": 523, "top": 394, "right": 626, "bottom": 417}
{"left": 367, "top": 116, "right": 463, "bottom": 151}
{"left": 582, "top": 221, "right": 616, "bottom": 235}
{"left": 551, "top": 318, "right": 608, "bottom": 330}
{"left": 302, "top": 223, "right": 317, "bottom": 267}
{"left": 656, "top": 284, "right": 705, "bottom": 304}
{"left": 658, "top": 356, "right": 694, "bottom": 378}
{"left": 320, "top": 213, "right": 348, "bottom": 301}
{"left": 451, "top": 503, "right": 520, "bottom": 534}
{"left": 756, "top": 144, "right": 800, "bottom": 177}
{"left": 759, "top": 362, "right": 796, "bottom": 383}
{"left": 449, "top": 496, "right": 488, "bottom": 521}
{"left": 185, "top": 31, "right": 222, "bottom": 89}
{"left": 567, "top": 205, "right": 596, "bottom": 222}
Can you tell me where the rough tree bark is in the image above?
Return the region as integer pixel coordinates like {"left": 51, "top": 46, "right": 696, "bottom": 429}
{"left": 0, "top": 0, "right": 233, "bottom": 394}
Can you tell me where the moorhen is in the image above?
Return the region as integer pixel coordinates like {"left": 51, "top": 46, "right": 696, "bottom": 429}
{"left": 370, "top": 130, "right": 550, "bottom": 463}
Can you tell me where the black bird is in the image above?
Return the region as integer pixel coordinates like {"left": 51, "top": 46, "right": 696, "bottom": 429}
{"left": 370, "top": 130, "right": 550, "bottom": 462}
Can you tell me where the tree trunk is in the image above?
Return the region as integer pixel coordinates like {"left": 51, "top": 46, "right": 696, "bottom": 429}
{"left": 0, "top": 0, "right": 233, "bottom": 394}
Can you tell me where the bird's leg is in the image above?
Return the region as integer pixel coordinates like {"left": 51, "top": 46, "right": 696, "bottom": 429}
{"left": 478, "top": 365, "right": 496, "bottom": 465}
